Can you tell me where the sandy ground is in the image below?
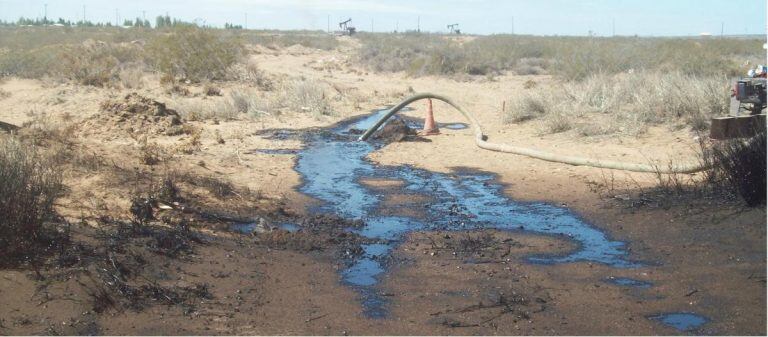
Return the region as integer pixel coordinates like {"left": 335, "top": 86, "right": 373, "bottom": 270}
{"left": 0, "top": 37, "right": 765, "bottom": 335}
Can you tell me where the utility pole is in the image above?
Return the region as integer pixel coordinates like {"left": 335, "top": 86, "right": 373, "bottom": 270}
{"left": 44, "top": 3, "right": 47, "bottom": 22}
{"left": 511, "top": 16, "right": 514, "bottom": 35}
{"left": 115, "top": 9, "right": 119, "bottom": 26}
{"left": 371, "top": 18, "right": 374, "bottom": 32}
{"left": 143, "top": 10, "right": 146, "bottom": 22}
{"left": 417, "top": 16, "right": 420, "bottom": 32}
{"left": 396, "top": 20, "right": 399, "bottom": 33}
{"left": 721, "top": 22, "right": 724, "bottom": 37}
{"left": 82, "top": 5, "right": 85, "bottom": 22}
{"left": 612, "top": 18, "right": 616, "bottom": 37}
{"left": 327, "top": 15, "right": 330, "bottom": 33}
{"left": 244, "top": 12, "right": 247, "bottom": 30}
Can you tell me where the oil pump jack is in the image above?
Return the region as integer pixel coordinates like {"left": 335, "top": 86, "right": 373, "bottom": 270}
{"left": 339, "top": 18, "right": 356, "bottom": 36}
{"left": 447, "top": 23, "right": 461, "bottom": 35}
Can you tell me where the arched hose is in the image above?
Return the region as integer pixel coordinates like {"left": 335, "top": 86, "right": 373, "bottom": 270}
{"left": 358, "top": 93, "right": 709, "bottom": 174}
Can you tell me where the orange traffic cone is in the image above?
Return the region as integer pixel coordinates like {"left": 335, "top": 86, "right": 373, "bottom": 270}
{"left": 419, "top": 99, "right": 440, "bottom": 136}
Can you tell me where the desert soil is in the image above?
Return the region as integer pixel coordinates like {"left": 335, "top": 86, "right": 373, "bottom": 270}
{"left": 0, "top": 37, "right": 765, "bottom": 335}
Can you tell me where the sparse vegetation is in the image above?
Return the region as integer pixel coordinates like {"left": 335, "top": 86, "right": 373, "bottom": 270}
{"left": 176, "top": 126, "right": 202, "bottom": 154}
{"left": 505, "top": 72, "right": 730, "bottom": 135}
{"left": 708, "top": 133, "right": 766, "bottom": 206}
{"left": 147, "top": 27, "right": 242, "bottom": 82}
{"left": 204, "top": 83, "right": 222, "bottom": 96}
{"left": 281, "top": 78, "right": 333, "bottom": 116}
{"left": 0, "top": 40, "right": 143, "bottom": 87}
{"left": 0, "top": 136, "right": 63, "bottom": 262}
{"left": 356, "top": 33, "right": 763, "bottom": 80}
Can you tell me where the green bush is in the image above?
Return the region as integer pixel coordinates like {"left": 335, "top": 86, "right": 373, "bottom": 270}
{"left": 147, "top": 27, "right": 241, "bottom": 82}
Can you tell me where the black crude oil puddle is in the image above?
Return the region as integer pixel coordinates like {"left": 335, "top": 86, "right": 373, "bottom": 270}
{"left": 401, "top": 117, "right": 469, "bottom": 131}
{"left": 605, "top": 276, "right": 653, "bottom": 288}
{"left": 441, "top": 122, "right": 469, "bottom": 130}
{"left": 289, "top": 109, "right": 640, "bottom": 318}
{"left": 648, "top": 313, "right": 709, "bottom": 332}
{"left": 231, "top": 221, "right": 300, "bottom": 234}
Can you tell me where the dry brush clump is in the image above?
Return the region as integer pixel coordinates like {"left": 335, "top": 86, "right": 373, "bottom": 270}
{"left": 281, "top": 78, "right": 334, "bottom": 117}
{"left": 0, "top": 26, "right": 245, "bottom": 87}
{"left": 706, "top": 133, "right": 766, "bottom": 206}
{"left": 356, "top": 33, "right": 466, "bottom": 77}
{"left": 147, "top": 27, "right": 242, "bottom": 83}
{"left": 0, "top": 40, "right": 144, "bottom": 87}
{"left": 0, "top": 136, "right": 63, "bottom": 263}
{"left": 355, "top": 33, "right": 763, "bottom": 80}
{"left": 194, "top": 79, "right": 335, "bottom": 119}
{"left": 504, "top": 72, "right": 730, "bottom": 135}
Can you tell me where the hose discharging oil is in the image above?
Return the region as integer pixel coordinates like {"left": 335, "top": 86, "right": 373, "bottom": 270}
{"left": 359, "top": 93, "right": 709, "bottom": 174}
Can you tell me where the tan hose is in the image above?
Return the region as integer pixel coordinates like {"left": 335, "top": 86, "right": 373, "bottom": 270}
{"left": 358, "top": 93, "right": 709, "bottom": 174}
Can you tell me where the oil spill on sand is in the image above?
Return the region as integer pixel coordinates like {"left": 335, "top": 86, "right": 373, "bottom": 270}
{"left": 292, "top": 109, "right": 640, "bottom": 317}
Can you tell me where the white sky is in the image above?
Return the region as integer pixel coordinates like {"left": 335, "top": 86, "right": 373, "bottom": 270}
{"left": 0, "top": 0, "right": 766, "bottom": 36}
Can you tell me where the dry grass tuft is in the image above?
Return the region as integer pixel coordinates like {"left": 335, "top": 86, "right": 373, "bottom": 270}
{"left": 119, "top": 66, "right": 145, "bottom": 89}
{"left": 176, "top": 127, "right": 202, "bottom": 154}
{"left": 204, "top": 83, "right": 222, "bottom": 96}
{"left": 281, "top": 79, "right": 333, "bottom": 117}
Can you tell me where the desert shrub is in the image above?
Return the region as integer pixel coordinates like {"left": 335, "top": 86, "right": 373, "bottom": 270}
{"left": 147, "top": 27, "right": 241, "bottom": 82}
{"left": 513, "top": 57, "right": 550, "bottom": 75}
{"left": 356, "top": 33, "right": 461, "bottom": 76}
{"left": 56, "top": 43, "right": 129, "bottom": 86}
{"left": 120, "top": 66, "right": 145, "bottom": 89}
{"left": 0, "top": 39, "right": 143, "bottom": 87}
{"left": 177, "top": 127, "right": 202, "bottom": 154}
{"left": 204, "top": 83, "right": 222, "bottom": 96}
{"left": 165, "top": 84, "right": 191, "bottom": 96}
{"left": 503, "top": 72, "right": 730, "bottom": 135}
{"left": 538, "top": 109, "right": 572, "bottom": 134}
{"left": 138, "top": 139, "right": 167, "bottom": 165}
{"left": 226, "top": 89, "right": 274, "bottom": 118}
{"left": 0, "top": 26, "right": 151, "bottom": 51}
{"left": 0, "top": 137, "right": 63, "bottom": 260}
{"left": 0, "top": 45, "right": 64, "bottom": 78}
{"left": 281, "top": 79, "right": 333, "bottom": 116}
{"left": 355, "top": 33, "right": 763, "bottom": 80}
{"left": 188, "top": 175, "right": 235, "bottom": 198}
{"left": 226, "top": 58, "right": 274, "bottom": 90}
{"left": 172, "top": 90, "right": 275, "bottom": 121}
{"left": 708, "top": 133, "right": 766, "bottom": 206}
{"left": 229, "top": 89, "right": 252, "bottom": 113}
{"left": 503, "top": 91, "right": 553, "bottom": 123}
{"left": 19, "top": 115, "right": 76, "bottom": 147}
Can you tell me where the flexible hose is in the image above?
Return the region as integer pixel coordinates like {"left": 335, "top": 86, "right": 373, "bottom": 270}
{"left": 358, "top": 93, "right": 709, "bottom": 174}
